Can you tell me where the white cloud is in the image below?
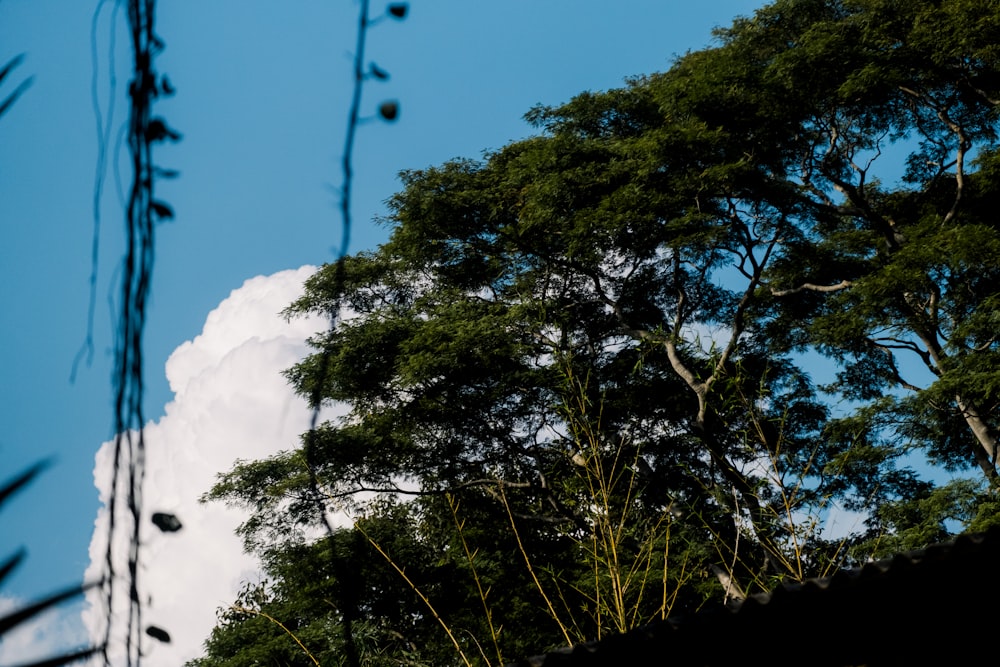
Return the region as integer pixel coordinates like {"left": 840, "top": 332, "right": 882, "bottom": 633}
{"left": 81, "top": 266, "right": 344, "bottom": 666}
{"left": 0, "top": 596, "right": 89, "bottom": 666}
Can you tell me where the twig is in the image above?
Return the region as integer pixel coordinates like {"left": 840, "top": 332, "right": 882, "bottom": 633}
{"left": 499, "top": 486, "right": 574, "bottom": 647}
{"left": 231, "top": 605, "right": 322, "bottom": 666}
{"left": 448, "top": 493, "right": 503, "bottom": 666}
{"left": 358, "top": 524, "right": 474, "bottom": 667}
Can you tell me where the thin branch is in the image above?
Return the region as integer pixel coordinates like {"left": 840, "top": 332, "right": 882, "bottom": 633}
{"left": 299, "top": 5, "right": 374, "bottom": 665}
{"left": 770, "top": 279, "right": 853, "bottom": 297}
{"left": 448, "top": 494, "right": 503, "bottom": 666}
{"left": 231, "top": 606, "right": 322, "bottom": 667}
{"left": 320, "top": 477, "right": 535, "bottom": 502}
{"left": 359, "top": 526, "right": 474, "bottom": 667}
{"left": 499, "top": 486, "right": 575, "bottom": 647}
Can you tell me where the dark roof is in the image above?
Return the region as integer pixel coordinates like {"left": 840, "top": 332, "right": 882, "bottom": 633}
{"left": 509, "top": 528, "right": 1000, "bottom": 667}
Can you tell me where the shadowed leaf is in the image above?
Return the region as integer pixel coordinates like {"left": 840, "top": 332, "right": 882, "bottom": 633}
{"left": 151, "top": 512, "right": 182, "bottom": 532}
{"left": 378, "top": 100, "right": 399, "bottom": 121}
{"left": 0, "top": 549, "right": 26, "bottom": 588}
{"left": 5, "top": 645, "right": 104, "bottom": 667}
{"left": 0, "top": 461, "right": 50, "bottom": 507}
{"left": 0, "top": 54, "right": 32, "bottom": 118}
{"left": 0, "top": 54, "right": 25, "bottom": 85}
{"left": 1, "top": 464, "right": 103, "bottom": 664}
{"left": 145, "top": 118, "right": 181, "bottom": 142}
{"left": 150, "top": 201, "right": 174, "bottom": 221}
{"left": 155, "top": 167, "right": 180, "bottom": 179}
{"left": 0, "top": 76, "right": 32, "bottom": 119}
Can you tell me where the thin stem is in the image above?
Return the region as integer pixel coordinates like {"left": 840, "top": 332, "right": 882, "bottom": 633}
{"left": 231, "top": 605, "right": 322, "bottom": 667}
{"left": 359, "top": 525, "right": 474, "bottom": 667}
{"left": 448, "top": 494, "right": 503, "bottom": 666}
{"left": 499, "top": 486, "right": 575, "bottom": 647}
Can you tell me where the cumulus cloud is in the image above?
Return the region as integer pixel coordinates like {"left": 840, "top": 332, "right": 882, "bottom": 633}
{"left": 0, "top": 596, "right": 89, "bottom": 665}
{"left": 81, "top": 266, "right": 342, "bottom": 666}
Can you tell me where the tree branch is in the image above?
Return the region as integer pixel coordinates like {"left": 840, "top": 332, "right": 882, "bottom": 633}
{"left": 321, "top": 477, "right": 536, "bottom": 501}
{"left": 771, "top": 280, "right": 852, "bottom": 297}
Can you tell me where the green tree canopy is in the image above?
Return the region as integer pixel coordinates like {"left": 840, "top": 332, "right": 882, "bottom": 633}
{"left": 195, "top": 1, "right": 1000, "bottom": 664}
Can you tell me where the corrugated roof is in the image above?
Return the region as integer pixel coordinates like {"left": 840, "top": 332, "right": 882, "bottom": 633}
{"left": 509, "top": 528, "right": 1000, "bottom": 666}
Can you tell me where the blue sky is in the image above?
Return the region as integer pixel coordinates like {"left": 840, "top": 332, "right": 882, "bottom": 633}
{"left": 1, "top": 0, "right": 768, "bottom": 661}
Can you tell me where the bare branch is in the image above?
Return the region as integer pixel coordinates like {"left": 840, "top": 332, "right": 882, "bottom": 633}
{"left": 870, "top": 341, "right": 924, "bottom": 392}
{"left": 770, "top": 279, "right": 853, "bottom": 297}
{"left": 321, "top": 477, "right": 536, "bottom": 501}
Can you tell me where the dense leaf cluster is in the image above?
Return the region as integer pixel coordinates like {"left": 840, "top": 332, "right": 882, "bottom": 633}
{"left": 195, "top": 1, "right": 1000, "bottom": 664}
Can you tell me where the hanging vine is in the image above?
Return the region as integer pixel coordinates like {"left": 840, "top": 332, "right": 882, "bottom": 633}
{"left": 98, "top": 0, "right": 179, "bottom": 664}
{"left": 91, "top": 2, "right": 403, "bottom": 664}
{"left": 300, "top": 2, "right": 408, "bottom": 666}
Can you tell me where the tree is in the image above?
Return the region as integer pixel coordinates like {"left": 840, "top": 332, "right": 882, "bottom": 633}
{"left": 712, "top": 0, "right": 1000, "bottom": 540}
{"left": 197, "top": 0, "right": 1000, "bottom": 663}
{"left": 191, "top": 494, "right": 590, "bottom": 666}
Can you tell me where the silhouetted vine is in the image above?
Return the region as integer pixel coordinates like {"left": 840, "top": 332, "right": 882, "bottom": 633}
{"left": 99, "top": 0, "right": 180, "bottom": 665}
{"left": 74, "top": 0, "right": 121, "bottom": 381}
{"left": 86, "top": 3, "right": 402, "bottom": 664}
{"left": 301, "top": 3, "right": 408, "bottom": 666}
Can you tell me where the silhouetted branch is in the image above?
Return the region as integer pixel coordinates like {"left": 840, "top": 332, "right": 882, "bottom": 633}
{"left": 299, "top": 5, "right": 407, "bottom": 666}
{"left": 100, "top": 1, "right": 179, "bottom": 664}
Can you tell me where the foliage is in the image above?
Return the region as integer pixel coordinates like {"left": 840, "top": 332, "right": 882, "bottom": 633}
{"left": 197, "top": 0, "right": 1000, "bottom": 664}
{"left": 0, "top": 53, "right": 32, "bottom": 120}
{"left": 190, "top": 497, "right": 575, "bottom": 666}
{"left": 1, "top": 464, "right": 104, "bottom": 667}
